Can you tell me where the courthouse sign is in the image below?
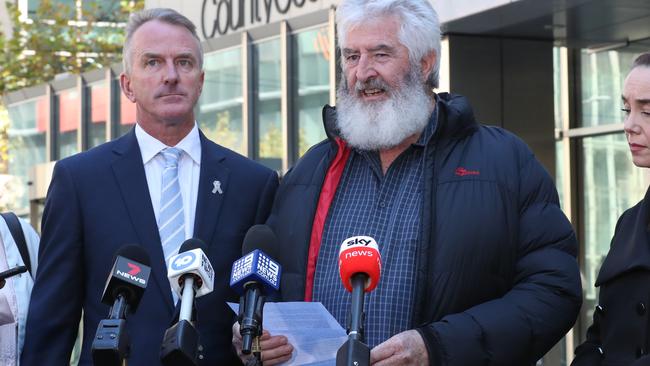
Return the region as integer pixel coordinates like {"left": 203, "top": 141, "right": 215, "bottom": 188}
{"left": 201, "top": 0, "right": 333, "bottom": 38}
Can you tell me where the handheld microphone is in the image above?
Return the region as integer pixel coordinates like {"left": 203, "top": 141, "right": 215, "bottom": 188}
{"left": 336, "top": 236, "right": 381, "bottom": 366}
{"left": 92, "top": 245, "right": 151, "bottom": 366}
{"left": 160, "top": 238, "right": 215, "bottom": 366}
{"left": 230, "top": 225, "right": 282, "bottom": 359}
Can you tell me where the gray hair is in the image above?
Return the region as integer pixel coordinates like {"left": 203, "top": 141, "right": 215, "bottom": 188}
{"left": 336, "top": 0, "right": 441, "bottom": 89}
{"left": 122, "top": 8, "right": 204, "bottom": 74}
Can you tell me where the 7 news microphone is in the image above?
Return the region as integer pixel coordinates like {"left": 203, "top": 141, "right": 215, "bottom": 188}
{"left": 92, "top": 244, "right": 152, "bottom": 366}
{"left": 230, "top": 225, "right": 282, "bottom": 365}
{"left": 336, "top": 236, "right": 382, "bottom": 366}
{"left": 160, "top": 238, "right": 215, "bottom": 366}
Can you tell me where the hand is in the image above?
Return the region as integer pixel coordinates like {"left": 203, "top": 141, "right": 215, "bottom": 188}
{"left": 370, "top": 329, "right": 429, "bottom": 366}
{"left": 232, "top": 322, "right": 294, "bottom": 365}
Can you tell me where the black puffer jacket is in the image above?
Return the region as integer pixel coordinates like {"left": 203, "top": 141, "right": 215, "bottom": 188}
{"left": 266, "top": 93, "right": 582, "bottom": 365}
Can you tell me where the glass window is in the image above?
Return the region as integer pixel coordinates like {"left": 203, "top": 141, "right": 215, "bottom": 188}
{"left": 87, "top": 81, "right": 108, "bottom": 148}
{"left": 292, "top": 27, "right": 330, "bottom": 157}
{"left": 81, "top": 0, "right": 124, "bottom": 22}
{"left": 579, "top": 49, "right": 640, "bottom": 127}
{"left": 254, "top": 38, "right": 282, "bottom": 170}
{"left": 553, "top": 47, "right": 564, "bottom": 131}
{"left": 198, "top": 48, "right": 244, "bottom": 155}
{"left": 28, "top": 0, "right": 75, "bottom": 19}
{"left": 57, "top": 88, "right": 80, "bottom": 158}
{"left": 580, "top": 132, "right": 650, "bottom": 330}
{"left": 30, "top": 0, "right": 118, "bottom": 21}
{"left": 3, "top": 98, "right": 48, "bottom": 212}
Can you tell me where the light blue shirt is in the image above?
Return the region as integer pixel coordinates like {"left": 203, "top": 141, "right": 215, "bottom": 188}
{"left": 0, "top": 216, "right": 39, "bottom": 365}
{"left": 135, "top": 123, "right": 201, "bottom": 245}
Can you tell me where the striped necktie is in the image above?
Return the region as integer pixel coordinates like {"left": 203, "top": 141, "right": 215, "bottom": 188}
{"left": 158, "top": 147, "right": 185, "bottom": 267}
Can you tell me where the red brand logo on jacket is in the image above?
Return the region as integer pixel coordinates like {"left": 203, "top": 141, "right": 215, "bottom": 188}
{"left": 455, "top": 167, "right": 480, "bottom": 176}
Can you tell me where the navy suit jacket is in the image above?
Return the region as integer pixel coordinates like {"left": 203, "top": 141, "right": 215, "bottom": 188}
{"left": 22, "top": 129, "right": 278, "bottom": 365}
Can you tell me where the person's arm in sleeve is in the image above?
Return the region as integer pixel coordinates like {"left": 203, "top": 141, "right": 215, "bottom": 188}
{"left": 416, "top": 147, "right": 582, "bottom": 365}
{"left": 571, "top": 308, "right": 603, "bottom": 365}
{"left": 21, "top": 161, "right": 85, "bottom": 365}
{"left": 16, "top": 217, "right": 40, "bottom": 358}
{"left": 253, "top": 169, "right": 279, "bottom": 225}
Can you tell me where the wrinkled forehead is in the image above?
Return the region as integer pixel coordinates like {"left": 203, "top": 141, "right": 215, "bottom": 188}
{"left": 340, "top": 14, "right": 403, "bottom": 47}
{"left": 130, "top": 20, "right": 202, "bottom": 58}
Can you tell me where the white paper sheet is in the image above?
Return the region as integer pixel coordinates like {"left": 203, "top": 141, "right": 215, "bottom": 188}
{"left": 229, "top": 301, "right": 347, "bottom": 365}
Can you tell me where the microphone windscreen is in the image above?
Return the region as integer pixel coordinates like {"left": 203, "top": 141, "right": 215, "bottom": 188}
{"left": 114, "top": 244, "right": 151, "bottom": 267}
{"left": 230, "top": 225, "right": 282, "bottom": 295}
{"left": 167, "top": 239, "right": 215, "bottom": 298}
{"left": 179, "top": 238, "right": 207, "bottom": 254}
{"left": 338, "top": 236, "right": 381, "bottom": 293}
{"left": 102, "top": 245, "right": 152, "bottom": 311}
{"left": 241, "top": 225, "right": 279, "bottom": 258}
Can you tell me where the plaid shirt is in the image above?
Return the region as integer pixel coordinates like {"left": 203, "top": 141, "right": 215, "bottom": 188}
{"left": 312, "top": 111, "right": 437, "bottom": 347}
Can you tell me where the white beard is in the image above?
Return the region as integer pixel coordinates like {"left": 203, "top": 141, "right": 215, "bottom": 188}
{"left": 336, "top": 68, "right": 433, "bottom": 151}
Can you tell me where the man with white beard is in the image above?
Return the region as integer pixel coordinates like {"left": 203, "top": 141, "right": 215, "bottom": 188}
{"left": 233, "top": 0, "right": 582, "bottom": 364}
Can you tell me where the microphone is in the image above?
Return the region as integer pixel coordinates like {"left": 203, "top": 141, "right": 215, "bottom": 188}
{"left": 160, "top": 238, "right": 215, "bottom": 366}
{"left": 92, "top": 245, "right": 151, "bottom": 366}
{"left": 336, "top": 236, "right": 381, "bottom": 366}
{"left": 230, "top": 225, "right": 282, "bottom": 361}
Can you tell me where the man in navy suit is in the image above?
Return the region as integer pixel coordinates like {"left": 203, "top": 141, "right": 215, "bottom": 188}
{"left": 21, "top": 8, "right": 278, "bottom": 365}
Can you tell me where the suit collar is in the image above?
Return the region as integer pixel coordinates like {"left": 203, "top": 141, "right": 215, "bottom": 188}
{"left": 111, "top": 129, "right": 175, "bottom": 311}
{"left": 193, "top": 131, "right": 229, "bottom": 247}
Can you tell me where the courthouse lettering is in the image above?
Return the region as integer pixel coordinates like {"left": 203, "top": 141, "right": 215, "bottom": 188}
{"left": 202, "top": 0, "right": 319, "bottom": 38}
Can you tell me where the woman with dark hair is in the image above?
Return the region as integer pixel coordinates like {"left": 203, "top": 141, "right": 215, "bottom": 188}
{"left": 572, "top": 52, "right": 650, "bottom": 365}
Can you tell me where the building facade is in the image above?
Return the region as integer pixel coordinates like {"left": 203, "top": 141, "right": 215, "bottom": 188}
{"left": 3, "top": 0, "right": 650, "bottom": 364}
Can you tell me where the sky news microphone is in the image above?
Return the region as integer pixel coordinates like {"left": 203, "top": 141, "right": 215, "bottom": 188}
{"left": 336, "top": 236, "right": 382, "bottom": 366}
{"left": 230, "top": 224, "right": 282, "bottom": 359}
{"left": 160, "top": 238, "right": 215, "bottom": 366}
{"left": 92, "top": 244, "right": 151, "bottom": 366}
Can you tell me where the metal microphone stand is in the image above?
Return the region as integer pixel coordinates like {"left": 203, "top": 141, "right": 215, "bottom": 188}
{"left": 160, "top": 277, "right": 203, "bottom": 365}
{"left": 336, "top": 273, "right": 370, "bottom": 366}
{"left": 240, "top": 285, "right": 266, "bottom": 366}
{"left": 92, "top": 293, "right": 131, "bottom": 366}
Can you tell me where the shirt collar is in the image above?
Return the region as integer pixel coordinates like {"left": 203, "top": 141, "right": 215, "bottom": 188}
{"left": 135, "top": 123, "right": 201, "bottom": 164}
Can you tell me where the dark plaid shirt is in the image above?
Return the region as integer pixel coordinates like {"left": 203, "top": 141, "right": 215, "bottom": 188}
{"left": 312, "top": 110, "right": 437, "bottom": 347}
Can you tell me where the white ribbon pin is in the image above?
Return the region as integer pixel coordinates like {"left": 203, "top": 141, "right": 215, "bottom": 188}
{"left": 212, "top": 180, "right": 223, "bottom": 195}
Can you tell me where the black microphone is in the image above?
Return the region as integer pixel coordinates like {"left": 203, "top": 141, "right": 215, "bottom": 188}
{"left": 230, "top": 225, "right": 282, "bottom": 363}
{"left": 160, "top": 239, "right": 215, "bottom": 366}
{"left": 92, "top": 245, "right": 151, "bottom": 366}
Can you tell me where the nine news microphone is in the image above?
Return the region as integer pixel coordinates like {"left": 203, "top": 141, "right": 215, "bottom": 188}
{"left": 160, "top": 238, "right": 215, "bottom": 366}
{"left": 336, "top": 236, "right": 382, "bottom": 366}
{"left": 92, "top": 245, "right": 151, "bottom": 366}
{"left": 230, "top": 225, "right": 282, "bottom": 364}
